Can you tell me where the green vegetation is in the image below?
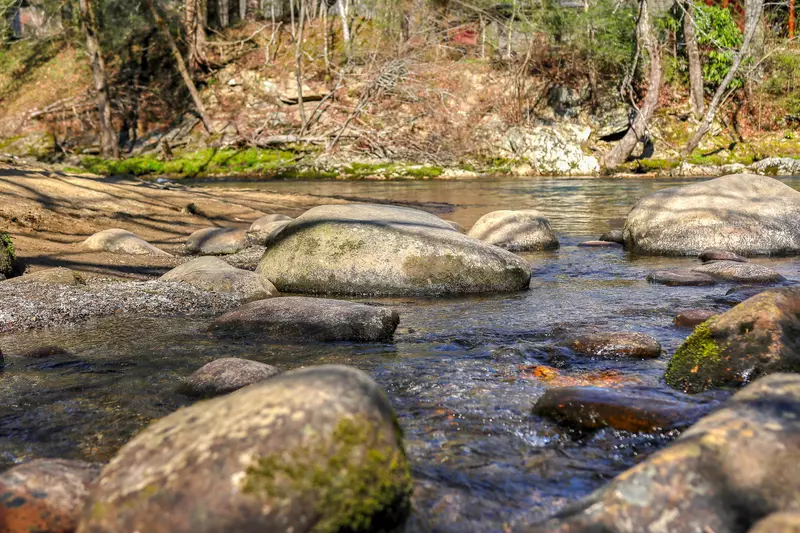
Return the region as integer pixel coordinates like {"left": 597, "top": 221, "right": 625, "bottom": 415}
{"left": 243, "top": 415, "right": 412, "bottom": 533}
{"left": 0, "top": 231, "right": 15, "bottom": 276}
{"left": 665, "top": 322, "right": 724, "bottom": 393}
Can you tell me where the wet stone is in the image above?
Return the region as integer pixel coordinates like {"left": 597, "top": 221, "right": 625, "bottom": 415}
{"left": 533, "top": 387, "right": 712, "bottom": 433}
{"left": 577, "top": 241, "right": 623, "bottom": 248}
{"left": 161, "top": 256, "right": 277, "bottom": 301}
{"left": 599, "top": 229, "right": 624, "bottom": 244}
{"left": 749, "top": 512, "right": 800, "bottom": 533}
{"left": 177, "top": 358, "right": 281, "bottom": 398}
{"left": 691, "top": 260, "right": 786, "bottom": 284}
{"left": 567, "top": 332, "right": 662, "bottom": 359}
{"left": 0, "top": 458, "right": 100, "bottom": 533}
{"left": 674, "top": 309, "right": 719, "bottom": 328}
{"left": 713, "top": 285, "right": 775, "bottom": 306}
{"left": 19, "top": 345, "right": 75, "bottom": 359}
{"left": 646, "top": 270, "right": 717, "bottom": 286}
{"left": 699, "top": 249, "right": 748, "bottom": 263}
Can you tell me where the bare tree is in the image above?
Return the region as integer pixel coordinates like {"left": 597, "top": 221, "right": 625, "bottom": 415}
{"left": 219, "top": 0, "right": 230, "bottom": 27}
{"left": 184, "top": 0, "right": 208, "bottom": 72}
{"left": 681, "top": 0, "right": 764, "bottom": 156}
{"left": 77, "top": 0, "right": 118, "bottom": 158}
{"left": 338, "top": 0, "right": 352, "bottom": 58}
{"left": 146, "top": 0, "right": 216, "bottom": 133}
{"left": 682, "top": 0, "right": 704, "bottom": 118}
{"left": 603, "top": 0, "right": 662, "bottom": 169}
{"left": 295, "top": 0, "right": 307, "bottom": 129}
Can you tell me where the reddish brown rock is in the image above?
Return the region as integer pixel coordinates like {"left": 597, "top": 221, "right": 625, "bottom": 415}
{"left": 568, "top": 332, "right": 662, "bottom": 359}
{"left": 577, "top": 241, "right": 623, "bottom": 248}
{"left": 699, "top": 249, "right": 748, "bottom": 263}
{"left": 673, "top": 309, "right": 719, "bottom": 328}
{"left": 646, "top": 270, "right": 717, "bottom": 286}
{"left": 0, "top": 459, "right": 100, "bottom": 533}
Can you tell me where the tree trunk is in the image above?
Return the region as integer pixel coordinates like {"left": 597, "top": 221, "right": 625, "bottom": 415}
{"left": 790, "top": 0, "right": 795, "bottom": 38}
{"left": 219, "top": 0, "right": 229, "bottom": 27}
{"left": 295, "top": 0, "right": 307, "bottom": 131}
{"left": 239, "top": 0, "right": 247, "bottom": 21}
{"left": 146, "top": 0, "right": 215, "bottom": 134}
{"left": 681, "top": 0, "right": 764, "bottom": 156}
{"left": 683, "top": 0, "right": 704, "bottom": 118}
{"left": 603, "top": 0, "right": 662, "bottom": 169}
{"left": 246, "top": 0, "right": 260, "bottom": 18}
{"left": 77, "top": 0, "right": 118, "bottom": 158}
{"left": 338, "top": 0, "right": 351, "bottom": 58}
{"left": 184, "top": 0, "right": 207, "bottom": 72}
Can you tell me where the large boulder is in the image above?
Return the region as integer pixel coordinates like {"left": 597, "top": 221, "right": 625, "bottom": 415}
{"left": 665, "top": 287, "right": 800, "bottom": 393}
{"left": 83, "top": 229, "right": 171, "bottom": 256}
{"left": 77, "top": 365, "right": 412, "bottom": 533}
{"left": 0, "top": 459, "right": 100, "bottom": 533}
{"left": 467, "top": 210, "right": 559, "bottom": 251}
{"left": 498, "top": 125, "right": 600, "bottom": 176}
{"left": 256, "top": 204, "right": 532, "bottom": 296}
{"left": 209, "top": 296, "right": 399, "bottom": 342}
{"left": 161, "top": 256, "right": 277, "bottom": 301}
{"left": 623, "top": 174, "right": 800, "bottom": 256}
{"left": 531, "top": 374, "right": 800, "bottom": 533}
{"left": 186, "top": 227, "right": 248, "bottom": 255}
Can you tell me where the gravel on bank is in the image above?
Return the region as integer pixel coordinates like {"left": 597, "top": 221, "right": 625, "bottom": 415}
{"left": 0, "top": 280, "right": 242, "bottom": 333}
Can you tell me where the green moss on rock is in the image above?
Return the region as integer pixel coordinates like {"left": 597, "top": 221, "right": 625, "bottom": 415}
{"left": 243, "top": 415, "right": 412, "bottom": 533}
{"left": 665, "top": 323, "right": 726, "bottom": 393}
{"left": 0, "top": 231, "right": 15, "bottom": 276}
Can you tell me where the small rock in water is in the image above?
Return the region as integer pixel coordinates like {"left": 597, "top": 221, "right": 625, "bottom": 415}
{"left": 209, "top": 296, "right": 400, "bottom": 342}
{"left": 533, "top": 387, "right": 711, "bottom": 433}
{"left": 468, "top": 209, "right": 559, "bottom": 251}
{"left": 77, "top": 365, "right": 412, "bottom": 533}
{"left": 646, "top": 270, "right": 717, "bottom": 286}
{"left": 178, "top": 358, "right": 281, "bottom": 398}
{"left": 577, "top": 240, "right": 623, "bottom": 248}
{"left": 699, "top": 249, "right": 747, "bottom": 263}
{"left": 691, "top": 260, "right": 786, "bottom": 283}
{"left": 83, "top": 228, "right": 171, "bottom": 256}
{"left": 749, "top": 512, "right": 800, "bottom": 533}
{"left": 0, "top": 458, "right": 100, "bottom": 533}
{"left": 19, "top": 345, "right": 74, "bottom": 358}
{"left": 599, "top": 229, "right": 624, "bottom": 244}
{"left": 674, "top": 309, "right": 719, "bottom": 328}
{"left": 568, "top": 332, "right": 662, "bottom": 359}
{"left": 713, "top": 284, "right": 774, "bottom": 306}
{"left": 3, "top": 267, "right": 85, "bottom": 285}
{"left": 186, "top": 227, "right": 248, "bottom": 255}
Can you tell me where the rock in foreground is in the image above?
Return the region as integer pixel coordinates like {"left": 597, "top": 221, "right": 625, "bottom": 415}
{"left": 257, "top": 204, "right": 532, "bottom": 296}
{"left": 531, "top": 374, "right": 800, "bottom": 533}
{"left": 178, "top": 358, "right": 281, "bottom": 398}
{"left": 78, "top": 365, "right": 412, "bottom": 533}
{"left": 210, "top": 296, "right": 400, "bottom": 342}
{"left": 467, "top": 210, "right": 559, "bottom": 251}
{"left": 186, "top": 227, "right": 248, "bottom": 255}
{"left": 83, "top": 229, "right": 171, "bottom": 256}
{"left": 3, "top": 267, "right": 86, "bottom": 285}
{"left": 624, "top": 174, "right": 800, "bottom": 256}
{"left": 666, "top": 287, "right": 800, "bottom": 393}
{"left": 161, "top": 256, "right": 277, "bottom": 301}
{"left": 1, "top": 459, "right": 100, "bottom": 533}
{"left": 567, "top": 332, "right": 662, "bottom": 359}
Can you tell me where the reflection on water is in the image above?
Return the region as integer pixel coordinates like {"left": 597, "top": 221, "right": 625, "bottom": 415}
{"left": 1, "top": 176, "right": 799, "bottom": 532}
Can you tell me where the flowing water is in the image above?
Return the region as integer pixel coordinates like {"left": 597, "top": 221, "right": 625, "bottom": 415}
{"left": 2, "top": 176, "right": 800, "bottom": 532}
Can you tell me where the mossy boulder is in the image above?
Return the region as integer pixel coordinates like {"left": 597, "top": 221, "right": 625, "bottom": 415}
{"left": 77, "top": 365, "right": 412, "bottom": 533}
{"left": 624, "top": 174, "right": 800, "bottom": 256}
{"left": 161, "top": 256, "right": 277, "bottom": 301}
{"left": 0, "top": 231, "right": 16, "bottom": 277}
{"left": 531, "top": 373, "right": 800, "bottom": 533}
{"left": 257, "top": 204, "right": 532, "bottom": 296}
{"left": 666, "top": 287, "right": 800, "bottom": 393}
{"left": 467, "top": 210, "right": 559, "bottom": 251}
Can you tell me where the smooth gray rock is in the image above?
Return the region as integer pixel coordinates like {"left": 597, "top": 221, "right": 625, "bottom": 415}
{"left": 699, "top": 249, "right": 747, "bottom": 263}
{"left": 83, "top": 229, "right": 171, "bottom": 256}
{"left": 3, "top": 267, "right": 85, "bottom": 285}
{"left": 210, "top": 296, "right": 400, "bottom": 342}
{"left": 178, "top": 358, "right": 281, "bottom": 398}
{"left": 246, "top": 220, "right": 291, "bottom": 246}
{"left": 691, "top": 260, "right": 786, "bottom": 284}
{"left": 186, "top": 227, "right": 248, "bottom": 255}
{"left": 161, "top": 256, "right": 277, "bottom": 301}
{"left": 78, "top": 365, "right": 412, "bottom": 533}
{"left": 468, "top": 209, "right": 559, "bottom": 251}
{"left": 646, "top": 270, "right": 717, "bottom": 286}
{"left": 249, "top": 214, "right": 293, "bottom": 229}
{"left": 623, "top": 174, "right": 800, "bottom": 256}
{"left": 599, "top": 229, "right": 624, "bottom": 244}
{"left": 257, "top": 204, "right": 532, "bottom": 296}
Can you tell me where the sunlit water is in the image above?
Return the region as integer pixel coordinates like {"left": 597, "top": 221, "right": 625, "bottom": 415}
{"left": 1, "top": 176, "right": 799, "bottom": 532}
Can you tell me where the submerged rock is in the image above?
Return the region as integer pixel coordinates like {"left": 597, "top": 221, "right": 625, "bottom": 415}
{"left": 257, "top": 204, "right": 532, "bottom": 296}
{"left": 531, "top": 374, "right": 800, "bottom": 533}
{"left": 210, "top": 296, "right": 400, "bottom": 342}
{"left": 83, "top": 229, "right": 171, "bottom": 256}
{"left": 646, "top": 270, "right": 717, "bottom": 286}
{"left": 186, "top": 227, "right": 248, "bottom": 255}
{"left": 713, "top": 285, "right": 774, "bottom": 306}
{"left": 699, "top": 249, "right": 747, "bottom": 263}
{"left": 576, "top": 240, "right": 622, "bottom": 248}
{"left": 4, "top": 267, "right": 85, "bottom": 285}
{"left": 623, "top": 174, "right": 800, "bottom": 256}
{"left": 674, "top": 309, "right": 718, "bottom": 328}
{"left": 691, "top": 260, "right": 786, "bottom": 283}
{"left": 178, "top": 358, "right": 281, "bottom": 398}
{"left": 0, "top": 459, "right": 100, "bottom": 533}
{"left": 567, "top": 332, "right": 662, "bottom": 359}
{"left": 599, "top": 229, "right": 624, "bottom": 244}
{"left": 666, "top": 287, "right": 800, "bottom": 393}
{"left": 161, "top": 256, "right": 277, "bottom": 301}
{"left": 77, "top": 365, "right": 412, "bottom": 533}
{"left": 533, "top": 387, "right": 711, "bottom": 433}
{"left": 467, "top": 210, "right": 559, "bottom": 251}
{"left": 19, "top": 345, "right": 75, "bottom": 359}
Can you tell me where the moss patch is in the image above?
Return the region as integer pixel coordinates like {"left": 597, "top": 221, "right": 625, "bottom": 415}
{"left": 242, "top": 415, "right": 412, "bottom": 533}
{"left": 0, "top": 232, "right": 15, "bottom": 276}
{"left": 665, "top": 322, "right": 726, "bottom": 393}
